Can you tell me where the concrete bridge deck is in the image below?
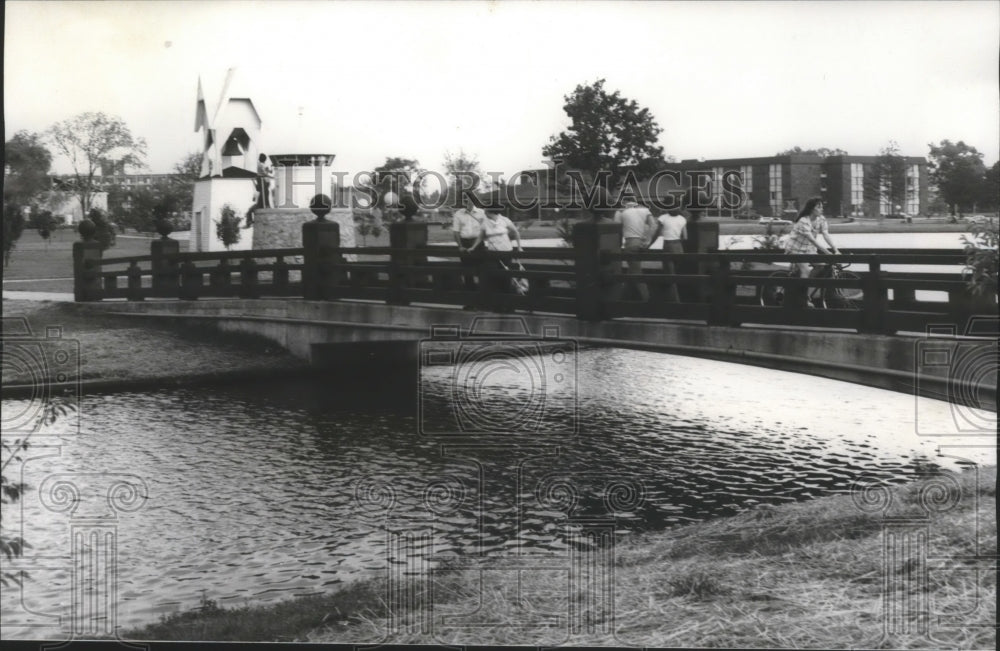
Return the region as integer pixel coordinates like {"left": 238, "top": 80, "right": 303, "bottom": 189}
{"left": 85, "top": 298, "right": 997, "bottom": 412}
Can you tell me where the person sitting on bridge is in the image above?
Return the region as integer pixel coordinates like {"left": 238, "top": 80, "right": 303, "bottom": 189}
{"left": 611, "top": 197, "right": 656, "bottom": 302}
{"left": 784, "top": 197, "right": 831, "bottom": 308}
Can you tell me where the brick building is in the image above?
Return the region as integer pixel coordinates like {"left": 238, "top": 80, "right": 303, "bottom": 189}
{"left": 675, "top": 154, "right": 928, "bottom": 218}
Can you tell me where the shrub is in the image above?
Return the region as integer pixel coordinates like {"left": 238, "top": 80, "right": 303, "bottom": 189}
{"left": 961, "top": 217, "right": 998, "bottom": 297}
{"left": 215, "top": 204, "right": 242, "bottom": 250}
{"left": 86, "top": 207, "right": 117, "bottom": 251}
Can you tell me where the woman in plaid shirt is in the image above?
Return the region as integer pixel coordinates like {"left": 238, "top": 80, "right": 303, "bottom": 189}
{"left": 784, "top": 197, "right": 832, "bottom": 306}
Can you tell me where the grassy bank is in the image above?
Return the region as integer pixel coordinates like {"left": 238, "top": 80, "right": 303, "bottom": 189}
{"left": 1, "top": 299, "right": 307, "bottom": 389}
{"left": 119, "top": 467, "right": 995, "bottom": 648}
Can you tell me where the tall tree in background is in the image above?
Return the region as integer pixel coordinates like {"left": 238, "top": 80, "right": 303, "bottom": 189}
{"left": 372, "top": 157, "right": 421, "bottom": 189}
{"left": 927, "top": 140, "right": 989, "bottom": 215}
{"left": 542, "top": 79, "right": 665, "bottom": 192}
{"left": 4, "top": 131, "right": 53, "bottom": 207}
{"left": 864, "top": 141, "right": 908, "bottom": 218}
{"left": 3, "top": 131, "right": 53, "bottom": 265}
{"left": 48, "top": 112, "right": 147, "bottom": 216}
{"left": 443, "top": 149, "right": 488, "bottom": 206}
{"left": 984, "top": 162, "right": 1000, "bottom": 211}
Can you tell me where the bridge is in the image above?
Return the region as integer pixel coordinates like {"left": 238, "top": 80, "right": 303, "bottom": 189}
{"left": 72, "top": 220, "right": 998, "bottom": 409}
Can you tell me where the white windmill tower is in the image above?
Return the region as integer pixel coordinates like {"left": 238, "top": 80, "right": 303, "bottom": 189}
{"left": 190, "top": 68, "right": 262, "bottom": 251}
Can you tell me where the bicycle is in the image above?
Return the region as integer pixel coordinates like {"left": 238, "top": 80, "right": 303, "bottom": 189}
{"left": 758, "top": 261, "right": 863, "bottom": 309}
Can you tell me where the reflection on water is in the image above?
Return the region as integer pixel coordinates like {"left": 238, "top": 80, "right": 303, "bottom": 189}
{"left": 1, "top": 347, "right": 993, "bottom": 635}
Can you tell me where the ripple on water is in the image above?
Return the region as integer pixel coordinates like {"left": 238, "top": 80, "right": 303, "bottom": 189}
{"left": 1, "top": 347, "right": 993, "bottom": 635}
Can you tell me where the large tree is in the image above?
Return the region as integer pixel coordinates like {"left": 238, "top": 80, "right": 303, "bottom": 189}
{"left": 372, "top": 156, "right": 421, "bottom": 188}
{"left": 542, "top": 79, "right": 665, "bottom": 191}
{"left": 47, "top": 112, "right": 147, "bottom": 216}
{"left": 927, "top": 140, "right": 989, "bottom": 215}
{"left": 442, "top": 149, "right": 488, "bottom": 206}
{"left": 864, "top": 140, "right": 908, "bottom": 217}
{"left": 984, "top": 161, "right": 1000, "bottom": 211}
{"left": 4, "top": 130, "right": 53, "bottom": 206}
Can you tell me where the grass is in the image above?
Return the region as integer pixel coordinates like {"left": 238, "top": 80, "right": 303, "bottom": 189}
{"left": 1, "top": 299, "right": 306, "bottom": 387}
{"left": 117, "top": 466, "right": 995, "bottom": 648}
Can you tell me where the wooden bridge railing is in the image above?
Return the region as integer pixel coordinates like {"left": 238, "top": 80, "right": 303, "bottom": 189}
{"left": 72, "top": 221, "right": 995, "bottom": 335}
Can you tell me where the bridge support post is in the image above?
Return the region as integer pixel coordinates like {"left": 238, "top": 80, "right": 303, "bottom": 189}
{"left": 860, "top": 260, "right": 895, "bottom": 334}
{"left": 302, "top": 220, "right": 341, "bottom": 300}
{"left": 708, "top": 256, "right": 737, "bottom": 326}
{"left": 388, "top": 222, "right": 428, "bottom": 305}
{"left": 151, "top": 238, "right": 180, "bottom": 298}
{"left": 573, "top": 221, "right": 620, "bottom": 321}
{"left": 72, "top": 240, "right": 103, "bottom": 302}
{"left": 680, "top": 221, "right": 719, "bottom": 303}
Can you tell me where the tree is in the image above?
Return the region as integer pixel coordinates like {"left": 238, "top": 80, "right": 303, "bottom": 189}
{"left": 864, "top": 141, "right": 908, "bottom": 218}
{"left": 2, "top": 204, "right": 27, "bottom": 266}
{"left": 372, "top": 156, "right": 423, "bottom": 220}
{"left": 927, "top": 140, "right": 989, "bottom": 215}
{"left": 542, "top": 79, "right": 666, "bottom": 191}
{"left": 4, "top": 131, "right": 53, "bottom": 207}
{"left": 29, "top": 210, "right": 59, "bottom": 248}
{"left": 47, "top": 112, "right": 147, "bottom": 217}
{"left": 775, "top": 146, "right": 848, "bottom": 157}
{"left": 984, "top": 162, "right": 1000, "bottom": 211}
{"left": 215, "top": 203, "right": 242, "bottom": 249}
{"left": 373, "top": 156, "right": 421, "bottom": 189}
{"left": 443, "top": 149, "right": 488, "bottom": 207}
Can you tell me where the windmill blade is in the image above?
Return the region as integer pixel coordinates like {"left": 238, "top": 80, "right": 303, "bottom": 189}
{"left": 194, "top": 76, "right": 209, "bottom": 132}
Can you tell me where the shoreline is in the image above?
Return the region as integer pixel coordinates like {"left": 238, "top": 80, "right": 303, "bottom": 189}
{"left": 4, "top": 294, "right": 994, "bottom": 647}
{"left": 115, "top": 466, "right": 995, "bottom": 646}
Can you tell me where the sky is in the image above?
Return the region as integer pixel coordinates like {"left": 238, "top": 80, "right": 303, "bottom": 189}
{"left": 4, "top": 1, "right": 999, "bottom": 178}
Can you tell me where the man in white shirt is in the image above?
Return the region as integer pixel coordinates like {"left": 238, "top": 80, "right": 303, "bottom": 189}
{"left": 612, "top": 199, "right": 655, "bottom": 302}
{"left": 451, "top": 197, "right": 486, "bottom": 292}
{"left": 649, "top": 209, "right": 688, "bottom": 302}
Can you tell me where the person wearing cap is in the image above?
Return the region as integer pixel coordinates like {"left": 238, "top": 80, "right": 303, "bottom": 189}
{"left": 611, "top": 198, "right": 655, "bottom": 302}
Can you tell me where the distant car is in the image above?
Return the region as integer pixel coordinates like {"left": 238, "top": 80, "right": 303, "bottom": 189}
{"left": 967, "top": 214, "right": 993, "bottom": 225}
{"left": 758, "top": 216, "right": 792, "bottom": 226}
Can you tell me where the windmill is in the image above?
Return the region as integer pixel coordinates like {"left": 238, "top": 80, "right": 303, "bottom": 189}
{"left": 194, "top": 68, "right": 261, "bottom": 178}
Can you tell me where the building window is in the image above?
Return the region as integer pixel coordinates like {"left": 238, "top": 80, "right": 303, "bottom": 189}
{"left": 850, "top": 163, "right": 864, "bottom": 214}
{"left": 769, "top": 164, "right": 782, "bottom": 215}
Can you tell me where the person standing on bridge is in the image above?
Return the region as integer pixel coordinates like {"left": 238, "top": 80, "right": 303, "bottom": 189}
{"left": 784, "top": 197, "right": 831, "bottom": 308}
{"left": 649, "top": 208, "right": 688, "bottom": 302}
{"left": 452, "top": 196, "right": 486, "bottom": 295}
{"left": 471, "top": 207, "right": 523, "bottom": 299}
{"left": 611, "top": 197, "right": 656, "bottom": 302}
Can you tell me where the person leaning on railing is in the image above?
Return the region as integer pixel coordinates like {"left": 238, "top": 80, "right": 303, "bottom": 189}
{"left": 649, "top": 208, "right": 688, "bottom": 303}
{"left": 470, "top": 207, "right": 523, "bottom": 300}
{"left": 452, "top": 196, "right": 486, "bottom": 293}
{"left": 784, "top": 197, "right": 831, "bottom": 308}
{"left": 611, "top": 198, "right": 656, "bottom": 302}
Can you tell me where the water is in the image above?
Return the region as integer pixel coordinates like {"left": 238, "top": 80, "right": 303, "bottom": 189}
{"left": 2, "top": 346, "right": 994, "bottom": 637}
